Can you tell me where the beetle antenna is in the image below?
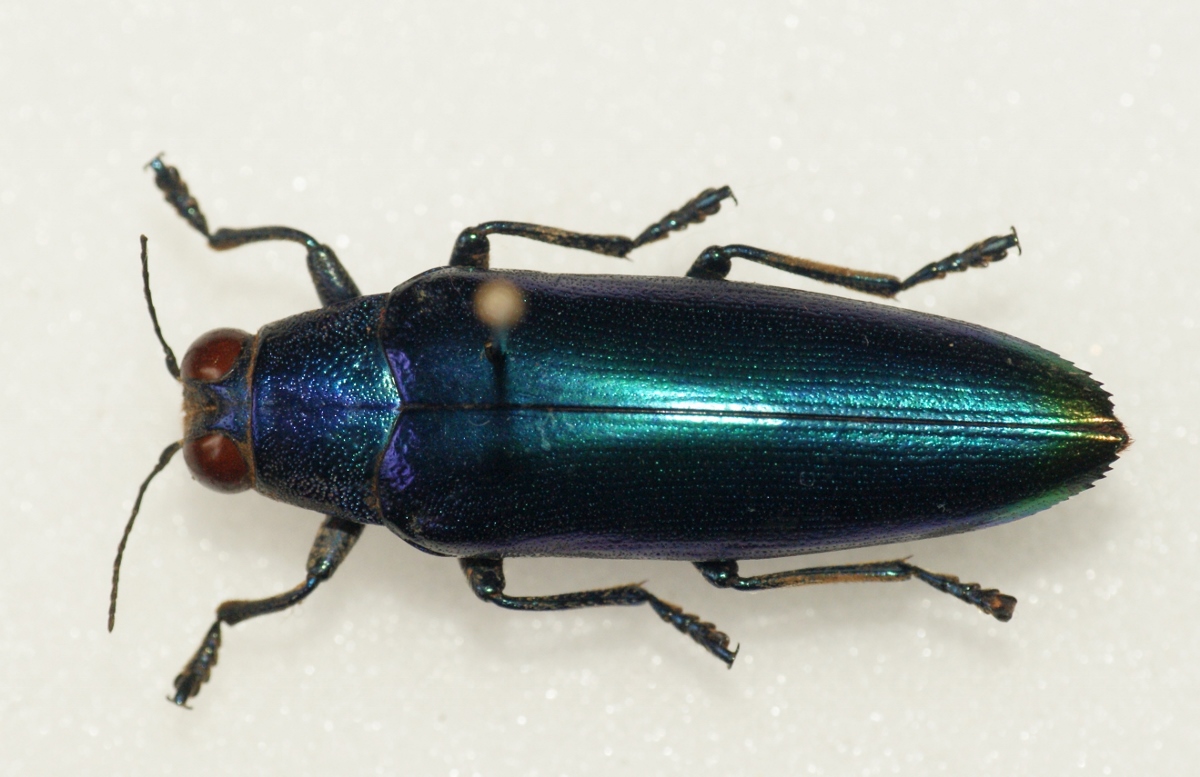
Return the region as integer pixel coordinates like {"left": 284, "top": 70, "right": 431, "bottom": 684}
{"left": 109, "top": 440, "right": 182, "bottom": 632}
{"left": 140, "top": 235, "right": 181, "bottom": 379}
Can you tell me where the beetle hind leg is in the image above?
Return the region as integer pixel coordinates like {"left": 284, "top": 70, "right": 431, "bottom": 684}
{"left": 171, "top": 516, "right": 364, "bottom": 707}
{"left": 146, "top": 156, "right": 360, "bottom": 306}
{"left": 694, "top": 559, "right": 1016, "bottom": 621}
{"left": 448, "top": 186, "right": 736, "bottom": 269}
{"left": 460, "top": 557, "right": 738, "bottom": 666}
{"left": 686, "top": 228, "right": 1020, "bottom": 297}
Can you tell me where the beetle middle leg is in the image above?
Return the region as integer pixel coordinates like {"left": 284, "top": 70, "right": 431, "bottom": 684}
{"left": 171, "top": 515, "right": 364, "bottom": 707}
{"left": 147, "top": 156, "right": 359, "bottom": 307}
{"left": 449, "top": 186, "right": 735, "bottom": 269}
{"left": 686, "top": 228, "right": 1020, "bottom": 297}
{"left": 460, "top": 557, "right": 738, "bottom": 665}
{"left": 694, "top": 559, "right": 1016, "bottom": 621}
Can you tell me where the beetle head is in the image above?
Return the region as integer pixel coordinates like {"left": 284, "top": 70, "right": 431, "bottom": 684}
{"left": 180, "top": 328, "right": 256, "bottom": 493}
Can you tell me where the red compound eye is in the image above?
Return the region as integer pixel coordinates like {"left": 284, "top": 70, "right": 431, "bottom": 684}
{"left": 181, "top": 328, "right": 251, "bottom": 382}
{"left": 183, "top": 433, "right": 251, "bottom": 493}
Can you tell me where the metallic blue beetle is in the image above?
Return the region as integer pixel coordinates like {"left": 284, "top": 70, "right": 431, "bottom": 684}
{"left": 111, "top": 158, "right": 1127, "bottom": 706}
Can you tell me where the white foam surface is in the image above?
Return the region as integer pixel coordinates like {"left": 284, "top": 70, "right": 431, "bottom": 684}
{"left": 2, "top": 3, "right": 1195, "bottom": 775}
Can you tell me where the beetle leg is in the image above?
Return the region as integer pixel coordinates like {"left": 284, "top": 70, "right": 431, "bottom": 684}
{"left": 171, "top": 516, "right": 364, "bottom": 707}
{"left": 460, "top": 557, "right": 738, "bottom": 666}
{"left": 449, "top": 186, "right": 736, "bottom": 269}
{"left": 686, "top": 228, "right": 1020, "bottom": 297}
{"left": 146, "top": 156, "right": 360, "bottom": 307}
{"left": 694, "top": 559, "right": 1016, "bottom": 622}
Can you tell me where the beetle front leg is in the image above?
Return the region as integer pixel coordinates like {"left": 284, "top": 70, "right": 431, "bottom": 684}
{"left": 147, "top": 156, "right": 360, "bottom": 306}
{"left": 686, "top": 229, "right": 1019, "bottom": 297}
{"left": 460, "top": 557, "right": 738, "bottom": 665}
{"left": 171, "top": 516, "right": 364, "bottom": 707}
{"left": 694, "top": 559, "right": 1016, "bottom": 621}
{"left": 449, "top": 186, "right": 735, "bottom": 269}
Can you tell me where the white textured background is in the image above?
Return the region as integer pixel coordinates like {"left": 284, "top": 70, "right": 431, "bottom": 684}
{"left": 2, "top": 3, "right": 1196, "bottom": 775}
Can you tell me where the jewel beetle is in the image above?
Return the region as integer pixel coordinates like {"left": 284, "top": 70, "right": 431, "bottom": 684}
{"left": 110, "top": 157, "right": 1127, "bottom": 706}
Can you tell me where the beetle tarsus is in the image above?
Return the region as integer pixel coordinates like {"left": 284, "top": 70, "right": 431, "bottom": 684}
{"left": 631, "top": 185, "right": 736, "bottom": 249}
{"left": 148, "top": 155, "right": 212, "bottom": 237}
{"left": 897, "top": 229, "right": 1021, "bottom": 293}
{"left": 908, "top": 567, "right": 1017, "bottom": 621}
{"left": 645, "top": 596, "right": 737, "bottom": 666}
{"left": 172, "top": 621, "right": 221, "bottom": 707}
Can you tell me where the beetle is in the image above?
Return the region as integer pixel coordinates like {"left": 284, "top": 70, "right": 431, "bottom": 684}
{"left": 110, "top": 156, "right": 1127, "bottom": 706}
